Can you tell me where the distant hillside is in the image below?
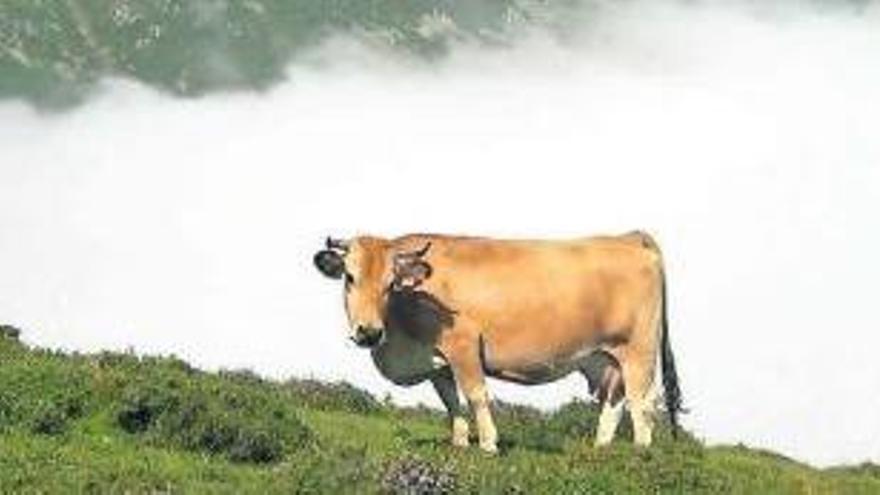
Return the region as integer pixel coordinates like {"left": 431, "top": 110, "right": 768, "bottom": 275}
{"left": 0, "top": 0, "right": 580, "bottom": 109}
{"left": 1, "top": 326, "right": 878, "bottom": 493}
{"left": 3, "top": 1, "right": 874, "bottom": 109}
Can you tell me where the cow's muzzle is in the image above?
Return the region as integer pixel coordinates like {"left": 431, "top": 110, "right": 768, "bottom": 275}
{"left": 351, "top": 326, "right": 384, "bottom": 348}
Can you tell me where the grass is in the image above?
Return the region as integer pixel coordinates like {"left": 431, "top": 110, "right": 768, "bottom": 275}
{"left": 1, "top": 327, "right": 878, "bottom": 494}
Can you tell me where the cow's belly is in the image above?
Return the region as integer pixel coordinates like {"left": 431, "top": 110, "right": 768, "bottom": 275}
{"left": 486, "top": 362, "right": 580, "bottom": 385}
{"left": 481, "top": 331, "right": 598, "bottom": 385}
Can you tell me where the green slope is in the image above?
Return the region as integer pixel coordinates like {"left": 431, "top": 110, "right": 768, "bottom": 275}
{"left": 0, "top": 327, "right": 877, "bottom": 494}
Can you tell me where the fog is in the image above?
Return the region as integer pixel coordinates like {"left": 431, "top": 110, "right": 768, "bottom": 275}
{"left": 1, "top": 1, "right": 878, "bottom": 466}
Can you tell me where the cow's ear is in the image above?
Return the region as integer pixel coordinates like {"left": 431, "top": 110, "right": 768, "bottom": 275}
{"left": 314, "top": 250, "right": 345, "bottom": 279}
{"left": 393, "top": 258, "right": 432, "bottom": 289}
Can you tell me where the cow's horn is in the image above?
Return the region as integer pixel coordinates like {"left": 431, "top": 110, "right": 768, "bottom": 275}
{"left": 396, "top": 242, "right": 431, "bottom": 260}
{"left": 415, "top": 242, "right": 432, "bottom": 257}
{"left": 326, "top": 237, "right": 350, "bottom": 252}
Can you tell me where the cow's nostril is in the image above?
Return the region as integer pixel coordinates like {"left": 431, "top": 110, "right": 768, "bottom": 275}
{"left": 362, "top": 330, "right": 383, "bottom": 347}
{"left": 352, "top": 327, "right": 383, "bottom": 348}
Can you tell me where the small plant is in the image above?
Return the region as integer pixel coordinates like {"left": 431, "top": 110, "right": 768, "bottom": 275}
{"left": 30, "top": 404, "right": 69, "bottom": 436}
{"left": 0, "top": 325, "right": 22, "bottom": 341}
{"left": 117, "top": 384, "right": 178, "bottom": 433}
{"left": 227, "top": 429, "right": 283, "bottom": 464}
{"left": 381, "top": 456, "right": 457, "bottom": 495}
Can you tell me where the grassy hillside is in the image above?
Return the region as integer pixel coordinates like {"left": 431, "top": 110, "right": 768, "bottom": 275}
{"left": 1, "top": 326, "right": 878, "bottom": 494}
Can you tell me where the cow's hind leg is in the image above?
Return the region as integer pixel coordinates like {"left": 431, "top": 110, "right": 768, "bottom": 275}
{"left": 431, "top": 368, "right": 469, "bottom": 447}
{"left": 623, "top": 363, "right": 655, "bottom": 446}
{"left": 619, "top": 303, "right": 662, "bottom": 446}
{"left": 581, "top": 351, "right": 626, "bottom": 446}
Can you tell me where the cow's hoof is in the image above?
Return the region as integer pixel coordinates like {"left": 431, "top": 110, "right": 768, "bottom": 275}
{"left": 479, "top": 443, "right": 499, "bottom": 455}
{"left": 452, "top": 437, "right": 469, "bottom": 448}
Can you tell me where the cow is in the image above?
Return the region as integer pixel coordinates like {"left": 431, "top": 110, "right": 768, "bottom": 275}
{"left": 313, "top": 232, "right": 682, "bottom": 452}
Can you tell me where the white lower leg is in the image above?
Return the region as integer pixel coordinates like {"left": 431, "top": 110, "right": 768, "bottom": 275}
{"left": 595, "top": 399, "right": 625, "bottom": 446}
{"left": 467, "top": 385, "right": 497, "bottom": 453}
{"left": 431, "top": 372, "right": 470, "bottom": 448}
{"left": 630, "top": 399, "right": 654, "bottom": 446}
{"left": 474, "top": 403, "right": 498, "bottom": 453}
{"left": 451, "top": 416, "right": 470, "bottom": 447}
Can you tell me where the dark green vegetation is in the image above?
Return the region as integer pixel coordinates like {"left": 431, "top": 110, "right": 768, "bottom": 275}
{"left": 3, "top": 0, "right": 872, "bottom": 110}
{"left": 0, "top": 0, "right": 587, "bottom": 109}
{"left": 1, "top": 327, "right": 878, "bottom": 493}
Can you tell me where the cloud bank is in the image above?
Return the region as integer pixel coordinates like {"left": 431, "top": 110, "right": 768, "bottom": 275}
{"left": 1, "top": 1, "right": 878, "bottom": 466}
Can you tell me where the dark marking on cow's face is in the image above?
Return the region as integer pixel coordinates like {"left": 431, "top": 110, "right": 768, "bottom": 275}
{"left": 384, "top": 287, "right": 456, "bottom": 344}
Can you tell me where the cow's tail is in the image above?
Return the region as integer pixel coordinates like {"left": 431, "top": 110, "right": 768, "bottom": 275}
{"left": 659, "top": 264, "right": 684, "bottom": 439}
{"left": 632, "top": 231, "right": 684, "bottom": 437}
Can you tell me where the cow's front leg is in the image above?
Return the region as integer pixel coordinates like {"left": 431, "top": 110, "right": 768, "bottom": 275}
{"left": 440, "top": 332, "right": 497, "bottom": 453}
{"left": 431, "top": 369, "right": 469, "bottom": 447}
{"left": 465, "top": 375, "right": 497, "bottom": 453}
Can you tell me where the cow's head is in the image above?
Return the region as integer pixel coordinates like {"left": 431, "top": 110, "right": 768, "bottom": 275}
{"left": 314, "top": 236, "right": 433, "bottom": 348}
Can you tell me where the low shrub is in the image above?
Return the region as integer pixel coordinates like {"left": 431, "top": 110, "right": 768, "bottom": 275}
{"left": 831, "top": 462, "right": 880, "bottom": 478}
{"left": 117, "top": 383, "right": 179, "bottom": 433}
{"left": 494, "top": 401, "right": 566, "bottom": 453}
{"left": 545, "top": 399, "right": 601, "bottom": 439}
{"left": 390, "top": 402, "right": 445, "bottom": 422}
{"left": 116, "top": 376, "right": 312, "bottom": 464}
{"left": 0, "top": 354, "right": 93, "bottom": 434}
{"left": 91, "top": 350, "right": 142, "bottom": 370}
{"left": 0, "top": 325, "right": 22, "bottom": 341}
{"left": 285, "top": 378, "right": 383, "bottom": 415}
{"left": 218, "top": 368, "right": 265, "bottom": 386}
{"left": 30, "top": 403, "right": 69, "bottom": 436}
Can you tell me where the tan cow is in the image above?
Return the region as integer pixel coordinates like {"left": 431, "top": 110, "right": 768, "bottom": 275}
{"left": 313, "top": 232, "right": 683, "bottom": 452}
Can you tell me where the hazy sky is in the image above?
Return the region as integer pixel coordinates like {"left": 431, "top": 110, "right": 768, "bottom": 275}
{"left": 1, "top": 1, "right": 878, "bottom": 467}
